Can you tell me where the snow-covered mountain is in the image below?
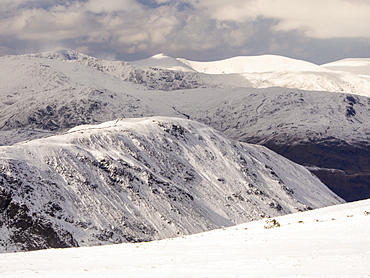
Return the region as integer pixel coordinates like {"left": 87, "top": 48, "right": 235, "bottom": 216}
{"left": 27, "top": 50, "right": 370, "bottom": 96}
{"left": 132, "top": 53, "right": 326, "bottom": 73}
{"left": 131, "top": 53, "right": 325, "bottom": 73}
{"left": 131, "top": 52, "right": 370, "bottom": 97}
{"left": 322, "top": 58, "right": 370, "bottom": 77}
{"left": 130, "top": 53, "right": 196, "bottom": 72}
{"left": 1, "top": 50, "right": 370, "bottom": 201}
{"left": 0, "top": 117, "right": 342, "bottom": 252}
{"left": 1, "top": 198, "right": 368, "bottom": 277}
{"left": 178, "top": 54, "right": 326, "bottom": 74}
{"left": 25, "top": 50, "right": 228, "bottom": 91}
{"left": 2, "top": 50, "right": 370, "bottom": 146}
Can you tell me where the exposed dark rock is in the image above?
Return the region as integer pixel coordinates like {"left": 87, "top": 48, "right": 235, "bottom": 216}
{"left": 263, "top": 139, "right": 370, "bottom": 201}
{"left": 346, "top": 106, "right": 356, "bottom": 118}
{"left": 1, "top": 200, "right": 78, "bottom": 251}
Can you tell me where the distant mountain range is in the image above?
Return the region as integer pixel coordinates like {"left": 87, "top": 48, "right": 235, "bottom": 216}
{"left": 1, "top": 50, "right": 369, "bottom": 202}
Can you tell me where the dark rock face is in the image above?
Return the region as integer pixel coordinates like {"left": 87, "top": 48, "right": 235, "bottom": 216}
{"left": 2, "top": 99, "right": 107, "bottom": 131}
{"left": 263, "top": 140, "right": 370, "bottom": 202}
{"left": 0, "top": 187, "right": 78, "bottom": 252}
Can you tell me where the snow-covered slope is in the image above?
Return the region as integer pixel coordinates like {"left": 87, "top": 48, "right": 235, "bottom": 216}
{"left": 0, "top": 117, "right": 343, "bottom": 253}
{"left": 169, "top": 87, "right": 370, "bottom": 146}
{"left": 166, "top": 87, "right": 370, "bottom": 202}
{"left": 1, "top": 198, "right": 368, "bottom": 277}
{"left": 322, "top": 58, "right": 370, "bottom": 77}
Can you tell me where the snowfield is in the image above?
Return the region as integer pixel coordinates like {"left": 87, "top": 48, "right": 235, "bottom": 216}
{"left": 1, "top": 198, "right": 369, "bottom": 277}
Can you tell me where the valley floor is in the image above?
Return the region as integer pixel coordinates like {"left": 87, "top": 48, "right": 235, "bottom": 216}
{"left": 1, "top": 199, "right": 369, "bottom": 277}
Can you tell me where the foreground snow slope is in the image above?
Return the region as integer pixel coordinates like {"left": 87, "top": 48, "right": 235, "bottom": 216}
{"left": 0, "top": 117, "right": 342, "bottom": 252}
{"left": 1, "top": 199, "right": 368, "bottom": 278}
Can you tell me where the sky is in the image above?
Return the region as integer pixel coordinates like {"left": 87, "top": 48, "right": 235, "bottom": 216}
{"left": 0, "top": 0, "right": 369, "bottom": 64}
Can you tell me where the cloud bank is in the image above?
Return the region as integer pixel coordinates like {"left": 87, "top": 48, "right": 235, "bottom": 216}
{"left": 0, "top": 0, "right": 369, "bottom": 63}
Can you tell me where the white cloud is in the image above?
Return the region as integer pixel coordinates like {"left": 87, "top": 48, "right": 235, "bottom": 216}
{"left": 83, "top": 0, "right": 142, "bottom": 13}
{"left": 0, "top": 8, "right": 90, "bottom": 40}
{"left": 196, "top": 0, "right": 370, "bottom": 38}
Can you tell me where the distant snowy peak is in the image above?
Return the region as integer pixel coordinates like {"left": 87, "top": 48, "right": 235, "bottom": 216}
{"left": 131, "top": 54, "right": 326, "bottom": 74}
{"left": 130, "top": 53, "right": 196, "bottom": 72}
{"left": 177, "top": 55, "right": 326, "bottom": 74}
{"left": 322, "top": 58, "right": 370, "bottom": 77}
{"left": 16, "top": 50, "right": 370, "bottom": 97}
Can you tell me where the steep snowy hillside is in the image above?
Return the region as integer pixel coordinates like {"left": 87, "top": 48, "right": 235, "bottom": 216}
{"left": 322, "top": 58, "right": 370, "bottom": 77}
{"left": 160, "top": 87, "right": 370, "bottom": 201}
{"left": 0, "top": 117, "right": 343, "bottom": 252}
{"left": 1, "top": 198, "right": 368, "bottom": 277}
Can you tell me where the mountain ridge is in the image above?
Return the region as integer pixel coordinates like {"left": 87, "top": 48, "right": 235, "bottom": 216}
{"left": 131, "top": 53, "right": 326, "bottom": 73}
{"left": 26, "top": 50, "right": 370, "bottom": 96}
{"left": 0, "top": 116, "right": 343, "bottom": 252}
{"left": 322, "top": 58, "right": 370, "bottom": 77}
